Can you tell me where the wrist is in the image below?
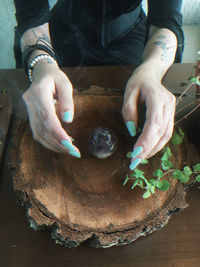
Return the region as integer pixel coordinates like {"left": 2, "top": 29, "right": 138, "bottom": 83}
{"left": 28, "top": 54, "right": 58, "bottom": 82}
{"left": 28, "top": 50, "right": 49, "bottom": 65}
{"left": 135, "top": 60, "right": 171, "bottom": 81}
{"left": 22, "top": 44, "right": 56, "bottom": 75}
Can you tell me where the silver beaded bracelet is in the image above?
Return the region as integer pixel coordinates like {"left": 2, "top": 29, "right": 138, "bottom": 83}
{"left": 28, "top": 54, "right": 58, "bottom": 82}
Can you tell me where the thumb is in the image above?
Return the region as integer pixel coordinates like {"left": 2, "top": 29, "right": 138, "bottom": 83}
{"left": 122, "top": 87, "right": 139, "bottom": 137}
{"left": 55, "top": 76, "right": 74, "bottom": 123}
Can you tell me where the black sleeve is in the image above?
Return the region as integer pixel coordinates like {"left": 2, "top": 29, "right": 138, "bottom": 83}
{"left": 14, "top": 0, "right": 50, "bottom": 36}
{"left": 14, "top": 0, "right": 51, "bottom": 67}
{"left": 146, "top": 0, "right": 184, "bottom": 63}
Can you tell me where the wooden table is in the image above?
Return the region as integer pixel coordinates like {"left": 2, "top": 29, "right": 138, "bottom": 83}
{"left": 0, "top": 64, "right": 200, "bottom": 267}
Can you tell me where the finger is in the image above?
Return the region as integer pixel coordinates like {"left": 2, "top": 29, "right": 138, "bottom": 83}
{"left": 146, "top": 108, "right": 175, "bottom": 159}
{"left": 27, "top": 109, "right": 68, "bottom": 153}
{"left": 55, "top": 75, "right": 74, "bottom": 123}
{"left": 35, "top": 88, "right": 81, "bottom": 157}
{"left": 33, "top": 124, "right": 71, "bottom": 153}
{"left": 122, "top": 87, "right": 140, "bottom": 137}
{"left": 40, "top": 128, "right": 80, "bottom": 155}
{"left": 33, "top": 132, "right": 64, "bottom": 153}
{"left": 32, "top": 120, "right": 81, "bottom": 156}
{"left": 129, "top": 94, "right": 164, "bottom": 170}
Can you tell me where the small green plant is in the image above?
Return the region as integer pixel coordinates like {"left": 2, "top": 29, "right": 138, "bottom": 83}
{"left": 123, "top": 127, "right": 200, "bottom": 198}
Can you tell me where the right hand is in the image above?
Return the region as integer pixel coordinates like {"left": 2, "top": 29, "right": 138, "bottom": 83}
{"left": 22, "top": 60, "right": 81, "bottom": 158}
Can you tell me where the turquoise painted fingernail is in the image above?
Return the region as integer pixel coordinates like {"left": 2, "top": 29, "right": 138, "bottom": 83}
{"left": 63, "top": 111, "right": 73, "bottom": 122}
{"left": 132, "top": 146, "right": 143, "bottom": 158}
{"left": 126, "top": 121, "right": 136, "bottom": 137}
{"left": 129, "top": 158, "right": 141, "bottom": 170}
{"left": 61, "top": 140, "right": 75, "bottom": 151}
{"left": 69, "top": 150, "right": 81, "bottom": 158}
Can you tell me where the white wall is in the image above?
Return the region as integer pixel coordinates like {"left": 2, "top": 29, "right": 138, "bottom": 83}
{"left": 0, "top": 0, "right": 16, "bottom": 69}
{"left": 142, "top": 0, "right": 200, "bottom": 25}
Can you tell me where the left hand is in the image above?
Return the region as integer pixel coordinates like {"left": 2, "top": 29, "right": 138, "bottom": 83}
{"left": 122, "top": 66, "right": 176, "bottom": 169}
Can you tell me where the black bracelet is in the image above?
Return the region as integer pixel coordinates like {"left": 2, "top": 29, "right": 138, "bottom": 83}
{"left": 22, "top": 44, "right": 56, "bottom": 75}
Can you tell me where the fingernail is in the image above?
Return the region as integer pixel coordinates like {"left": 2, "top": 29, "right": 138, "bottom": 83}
{"left": 63, "top": 111, "right": 73, "bottom": 122}
{"left": 61, "top": 140, "right": 75, "bottom": 151}
{"left": 131, "top": 146, "right": 143, "bottom": 159}
{"left": 126, "top": 121, "right": 136, "bottom": 137}
{"left": 129, "top": 158, "right": 141, "bottom": 170}
{"left": 69, "top": 150, "right": 81, "bottom": 158}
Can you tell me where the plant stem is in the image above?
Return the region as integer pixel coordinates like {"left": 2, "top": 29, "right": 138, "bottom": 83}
{"left": 175, "top": 103, "right": 200, "bottom": 126}
{"left": 162, "top": 169, "right": 174, "bottom": 177}
{"left": 176, "top": 82, "right": 194, "bottom": 106}
{"left": 175, "top": 101, "right": 199, "bottom": 116}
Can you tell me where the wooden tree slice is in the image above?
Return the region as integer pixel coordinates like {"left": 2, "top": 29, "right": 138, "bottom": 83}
{"left": 11, "top": 86, "right": 199, "bottom": 248}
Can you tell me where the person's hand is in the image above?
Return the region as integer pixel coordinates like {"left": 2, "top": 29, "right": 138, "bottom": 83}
{"left": 122, "top": 66, "right": 176, "bottom": 170}
{"left": 22, "top": 61, "right": 81, "bottom": 158}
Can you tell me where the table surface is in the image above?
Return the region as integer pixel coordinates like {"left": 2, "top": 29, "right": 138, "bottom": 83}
{"left": 0, "top": 64, "right": 200, "bottom": 267}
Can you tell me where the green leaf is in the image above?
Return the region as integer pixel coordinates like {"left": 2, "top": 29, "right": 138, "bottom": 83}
{"left": 171, "top": 132, "right": 183, "bottom": 145}
{"left": 162, "top": 147, "right": 172, "bottom": 156}
{"left": 161, "top": 147, "right": 172, "bottom": 161}
{"left": 140, "top": 159, "right": 149, "bottom": 164}
{"left": 179, "top": 175, "right": 190, "bottom": 183}
{"left": 188, "top": 76, "right": 194, "bottom": 81}
{"left": 173, "top": 170, "right": 184, "bottom": 180}
{"left": 150, "top": 185, "right": 155, "bottom": 194}
{"left": 195, "top": 175, "right": 200, "bottom": 182}
{"left": 131, "top": 169, "right": 145, "bottom": 178}
{"left": 131, "top": 179, "right": 139, "bottom": 189}
{"left": 143, "top": 191, "right": 151, "bottom": 199}
{"left": 165, "top": 147, "right": 172, "bottom": 157}
{"left": 153, "top": 169, "right": 164, "bottom": 178}
{"left": 190, "top": 77, "right": 200, "bottom": 85}
{"left": 139, "top": 174, "right": 146, "bottom": 180}
{"left": 123, "top": 175, "right": 129, "bottom": 186}
{"left": 134, "top": 169, "right": 144, "bottom": 175}
{"left": 148, "top": 179, "right": 156, "bottom": 186}
{"left": 196, "top": 79, "right": 200, "bottom": 86}
{"left": 139, "top": 180, "right": 144, "bottom": 188}
{"left": 178, "top": 127, "right": 184, "bottom": 138}
{"left": 156, "top": 180, "right": 170, "bottom": 191}
{"left": 155, "top": 180, "right": 162, "bottom": 188}
{"left": 162, "top": 160, "right": 173, "bottom": 170}
{"left": 183, "top": 166, "right": 192, "bottom": 176}
{"left": 193, "top": 163, "right": 200, "bottom": 172}
{"left": 161, "top": 153, "right": 168, "bottom": 161}
{"left": 126, "top": 152, "right": 133, "bottom": 158}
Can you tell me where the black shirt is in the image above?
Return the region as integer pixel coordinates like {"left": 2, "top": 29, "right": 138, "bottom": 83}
{"left": 14, "top": 0, "right": 184, "bottom": 64}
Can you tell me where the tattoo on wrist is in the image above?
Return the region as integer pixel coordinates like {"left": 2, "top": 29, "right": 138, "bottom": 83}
{"left": 32, "top": 29, "right": 52, "bottom": 47}
{"left": 46, "top": 59, "right": 54, "bottom": 64}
